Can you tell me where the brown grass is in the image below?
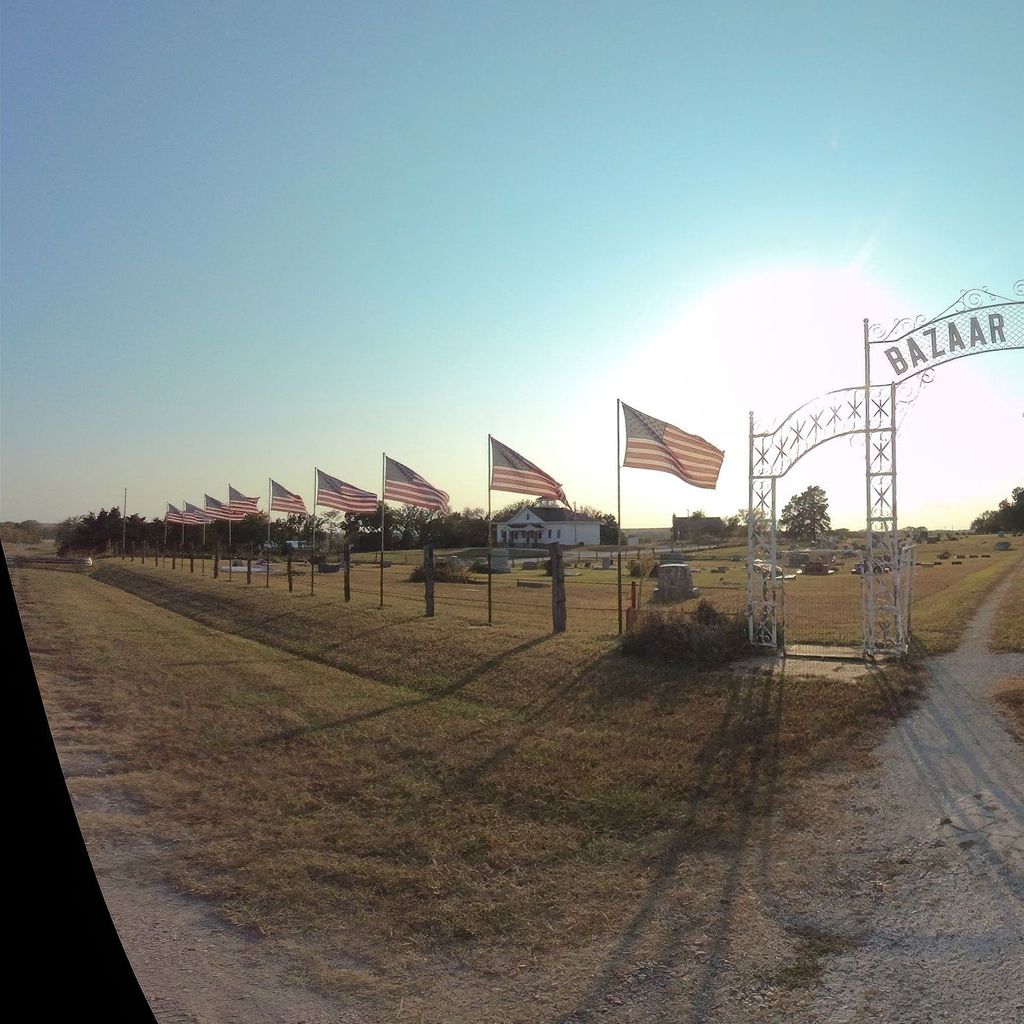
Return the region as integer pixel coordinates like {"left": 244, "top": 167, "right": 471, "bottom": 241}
{"left": 15, "top": 564, "right": 925, "bottom": 1015}
{"left": 990, "top": 678, "right": 1024, "bottom": 744}
{"left": 989, "top": 568, "right": 1024, "bottom": 652}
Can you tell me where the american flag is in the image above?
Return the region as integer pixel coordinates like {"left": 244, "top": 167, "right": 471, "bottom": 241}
{"left": 316, "top": 468, "right": 378, "bottom": 515}
{"left": 204, "top": 494, "right": 232, "bottom": 520}
{"left": 228, "top": 485, "right": 260, "bottom": 518}
{"left": 165, "top": 503, "right": 186, "bottom": 524}
{"left": 489, "top": 436, "right": 567, "bottom": 504}
{"left": 621, "top": 402, "right": 724, "bottom": 489}
{"left": 383, "top": 456, "right": 451, "bottom": 513}
{"left": 184, "top": 501, "right": 209, "bottom": 524}
{"left": 270, "top": 479, "right": 308, "bottom": 516}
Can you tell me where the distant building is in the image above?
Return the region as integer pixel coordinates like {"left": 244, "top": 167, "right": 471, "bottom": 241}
{"left": 495, "top": 503, "right": 602, "bottom": 546}
{"left": 671, "top": 514, "right": 725, "bottom": 543}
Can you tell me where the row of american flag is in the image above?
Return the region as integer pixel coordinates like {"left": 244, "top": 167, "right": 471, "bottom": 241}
{"left": 162, "top": 402, "right": 724, "bottom": 525}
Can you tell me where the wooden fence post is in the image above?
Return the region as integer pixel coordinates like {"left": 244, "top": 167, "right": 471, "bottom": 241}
{"left": 423, "top": 543, "right": 435, "bottom": 618}
{"left": 343, "top": 543, "right": 351, "bottom": 603}
{"left": 246, "top": 558, "right": 252, "bottom": 585}
{"left": 172, "top": 553, "right": 176, "bottom": 570}
{"left": 213, "top": 543, "right": 220, "bottom": 579}
{"left": 287, "top": 550, "right": 293, "bottom": 593}
{"left": 190, "top": 547, "right": 195, "bottom": 574}
{"left": 310, "top": 554, "right": 315, "bottom": 596}
{"left": 550, "top": 542, "right": 566, "bottom": 633}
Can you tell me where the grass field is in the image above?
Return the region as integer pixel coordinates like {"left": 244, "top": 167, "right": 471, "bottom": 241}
{"left": 989, "top": 565, "right": 1024, "bottom": 652}
{"left": 90, "top": 533, "right": 1022, "bottom": 651}
{"left": 15, "top": 563, "right": 926, "bottom": 1018}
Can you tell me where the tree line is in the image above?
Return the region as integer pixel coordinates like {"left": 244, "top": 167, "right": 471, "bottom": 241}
{"left": 54, "top": 498, "right": 620, "bottom": 556}
{"left": 971, "top": 486, "right": 1024, "bottom": 534}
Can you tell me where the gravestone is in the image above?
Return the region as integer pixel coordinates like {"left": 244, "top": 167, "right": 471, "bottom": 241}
{"left": 489, "top": 548, "right": 511, "bottom": 574}
{"left": 600, "top": 557, "right": 613, "bottom": 569}
{"left": 652, "top": 563, "right": 698, "bottom": 602}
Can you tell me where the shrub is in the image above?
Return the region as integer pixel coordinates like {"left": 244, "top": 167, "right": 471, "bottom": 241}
{"left": 409, "top": 562, "right": 471, "bottom": 584}
{"left": 621, "top": 600, "right": 748, "bottom": 667}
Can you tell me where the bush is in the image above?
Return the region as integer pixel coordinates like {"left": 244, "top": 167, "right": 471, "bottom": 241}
{"left": 409, "top": 562, "right": 471, "bottom": 584}
{"left": 621, "top": 600, "right": 748, "bottom": 667}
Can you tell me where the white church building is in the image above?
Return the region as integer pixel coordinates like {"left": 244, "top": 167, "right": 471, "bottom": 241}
{"left": 494, "top": 503, "right": 603, "bottom": 547}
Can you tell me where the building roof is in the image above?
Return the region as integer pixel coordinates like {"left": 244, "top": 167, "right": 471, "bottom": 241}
{"left": 496, "top": 505, "right": 602, "bottom": 525}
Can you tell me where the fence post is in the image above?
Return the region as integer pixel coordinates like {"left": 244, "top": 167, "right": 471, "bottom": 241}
{"left": 287, "top": 550, "right": 293, "bottom": 593}
{"left": 228, "top": 548, "right": 233, "bottom": 580}
{"left": 550, "top": 542, "right": 566, "bottom": 633}
{"left": 343, "top": 543, "right": 351, "bottom": 603}
{"left": 130, "top": 542, "right": 135, "bottom": 563}
{"left": 626, "top": 580, "right": 638, "bottom": 631}
{"left": 310, "top": 554, "right": 315, "bottom": 596}
{"left": 266, "top": 552, "right": 270, "bottom": 588}
{"left": 213, "top": 543, "right": 220, "bottom": 579}
{"left": 246, "top": 558, "right": 252, "bottom": 585}
{"left": 423, "top": 543, "right": 435, "bottom": 617}
{"left": 190, "top": 546, "right": 195, "bottom": 574}
{"left": 172, "top": 553, "right": 176, "bottom": 570}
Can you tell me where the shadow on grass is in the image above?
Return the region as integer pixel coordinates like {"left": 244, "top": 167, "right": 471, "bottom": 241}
{"left": 554, "top": 669, "right": 786, "bottom": 1023}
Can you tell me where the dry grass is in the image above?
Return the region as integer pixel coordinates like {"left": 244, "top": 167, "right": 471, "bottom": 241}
{"left": 989, "top": 568, "right": 1024, "bottom": 652}
{"left": 990, "top": 678, "right": 1024, "bottom": 744}
{"left": 14, "top": 563, "right": 926, "bottom": 1014}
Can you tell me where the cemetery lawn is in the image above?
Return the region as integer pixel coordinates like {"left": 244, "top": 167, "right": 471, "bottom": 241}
{"left": 989, "top": 565, "right": 1024, "bottom": 651}
{"left": 16, "top": 562, "right": 924, "bottom": 1014}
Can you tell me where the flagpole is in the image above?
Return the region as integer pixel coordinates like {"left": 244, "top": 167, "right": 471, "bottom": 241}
{"left": 227, "top": 485, "right": 232, "bottom": 549}
{"left": 164, "top": 505, "right": 168, "bottom": 546}
{"left": 267, "top": 478, "right": 272, "bottom": 547}
{"left": 379, "top": 453, "right": 386, "bottom": 609}
{"left": 487, "top": 435, "right": 493, "bottom": 625}
{"left": 181, "top": 498, "right": 185, "bottom": 546}
{"left": 312, "top": 468, "right": 317, "bottom": 555}
{"left": 122, "top": 487, "right": 127, "bottom": 554}
{"left": 617, "top": 399, "right": 623, "bottom": 635}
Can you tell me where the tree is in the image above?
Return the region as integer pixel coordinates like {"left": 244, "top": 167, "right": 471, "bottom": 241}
{"left": 971, "top": 485, "right": 1024, "bottom": 533}
{"left": 779, "top": 485, "right": 831, "bottom": 541}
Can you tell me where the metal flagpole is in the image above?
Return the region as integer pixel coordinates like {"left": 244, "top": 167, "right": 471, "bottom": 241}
{"left": 379, "top": 454, "right": 386, "bottom": 609}
{"left": 164, "top": 505, "right": 168, "bottom": 546}
{"left": 487, "top": 435, "right": 493, "bottom": 625}
{"left": 227, "top": 485, "right": 232, "bottom": 549}
{"left": 267, "top": 478, "right": 272, "bottom": 547}
{"left": 181, "top": 498, "right": 185, "bottom": 546}
{"left": 122, "top": 488, "right": 127, "bottom": 554}
{"left": 312, "top": 468, "right": 317, "bottom": 555}
{"left": 617, "top": 399, "right": 623, "bottom": 635}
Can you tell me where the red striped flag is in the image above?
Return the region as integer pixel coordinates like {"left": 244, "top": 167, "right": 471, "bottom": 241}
{"left": 184, "top": 501, "right": 209, "bottom": 524}
{"left": 621, "top": 402, "right": 724, "bottom": 489}
{"left": 204, "top": 494, "right": 232, "bottom": 520}
{"left": 165, "top": 503, "right": 186, "bottom": 524}
{"left": 316, "top": 469, "right": 378, "bottom": 515}
{"left": 489, "top": 436, "right": 567, "bottom": 504}
{"left": 383, "top": 456, "right": 451, "bottom": 513}
{"left": 270, "top": 479, "right": 308, "bottom": 516}
{"left": 228, "top": 485, "right": 260, "bottom": 518}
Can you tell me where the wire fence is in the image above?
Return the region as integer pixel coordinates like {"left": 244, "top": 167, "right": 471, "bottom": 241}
{"left": 98, "top": 545, "right": 748, "bottom": 635}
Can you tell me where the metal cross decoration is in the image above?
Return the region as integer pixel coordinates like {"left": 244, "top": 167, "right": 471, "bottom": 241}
{"left": 748, "top": 280, "right": 1022, "bottom": 657}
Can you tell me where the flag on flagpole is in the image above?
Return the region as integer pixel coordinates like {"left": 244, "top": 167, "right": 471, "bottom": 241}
{"left": 204, "top": 494, "right": 233, "bottom": 520}
{"left": 228, "top": 485, "right": 260, "bottom": 518}
{"left": 316, "top": 469, "right": 378, "bottom": 515}
{"left": 620, "top": 402, "right": 725, "bottom": 489}
{"left": 270, "top": 479, "right": 308, "bottom": 515}
{"left": 165, "top": 503, "right": 186, "bottom": 524}
{"left": 184, "top": 501, "right": 210, "bottom": 524}
{"left": 383, "top": 456, "right": 451, "bottom": 513}
{"left": 489, "top": 436, "right": 567, "bottom": 503}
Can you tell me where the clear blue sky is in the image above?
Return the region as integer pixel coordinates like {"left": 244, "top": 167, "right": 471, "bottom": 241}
{"left": 2, "top": 0, "right": 1021, "bottom": 529}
